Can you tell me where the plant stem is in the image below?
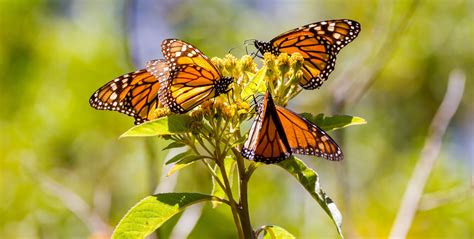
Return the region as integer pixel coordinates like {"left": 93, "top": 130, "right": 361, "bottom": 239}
{"left": 217, "top": 157, "right": 245, "bottom": 239}
{"left": 238, "top": 169, "right": 253, "bottom": 238}
{"left": 233, "top": 148, "right": 255, "bottom": 239}
{"left": 210, "top": 115, "right": 246, "bottom": 239}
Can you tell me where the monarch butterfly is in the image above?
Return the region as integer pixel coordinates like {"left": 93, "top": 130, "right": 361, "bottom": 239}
{"left": 148, "top": 39, "right": 233, "bottom": 113}
{"left": 242, "top": 91, "right": 343, "bottom": 164}
{"left": 253, "top": 19, "right": 360, "bottom": 90}
{"left": 89, "top": 59, "right": 168, "bottom": 124}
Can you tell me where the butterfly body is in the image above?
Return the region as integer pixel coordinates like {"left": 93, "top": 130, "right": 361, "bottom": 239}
{"left": 254, "top": 19, "right": 360, "bottom": 90}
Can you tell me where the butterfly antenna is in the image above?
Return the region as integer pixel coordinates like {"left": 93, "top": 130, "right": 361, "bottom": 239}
{"left": 228, "top": 46, "right": 244, "bottom": 55}
{"left": 244, "top": 39, "right": 257, "bottom": 45}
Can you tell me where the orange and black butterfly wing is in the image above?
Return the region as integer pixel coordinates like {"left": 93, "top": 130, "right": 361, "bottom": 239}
{"left": 129, "top": 60, "right": 169, "bottom": 124}
{"left": 255, "top": 19, "right": 360, "bottom": 90}
{"left": 159, "top": 39, "right": 233, "bottom": 113}
{"left": 242, "top": 92, "right": 291, "bottom": 164}
{"left": 275, "top": 105, "right": 343, "bottom": 160}
{"left": 90, "top": 60, "right": 168, "bottom": 124}
{"left": 276, "top": 19, "right": 361, "bottom": 53}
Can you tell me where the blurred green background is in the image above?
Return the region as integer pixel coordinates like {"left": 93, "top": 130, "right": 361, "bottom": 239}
{"left": 1, "top": 0, "right": 472, "bottom": 238}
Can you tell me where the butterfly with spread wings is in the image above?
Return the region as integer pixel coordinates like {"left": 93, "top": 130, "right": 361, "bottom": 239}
{"left": 147, "top": 39, "right": 233, "bottom": 113}
{"left": 89, "top": 60, "right": 169, "bottom": 124}
{"left": 253, "top": 19, "right": 360, "bottom": 90}
{"left": 242, "top": 91, "right": 343, "bottom": 164}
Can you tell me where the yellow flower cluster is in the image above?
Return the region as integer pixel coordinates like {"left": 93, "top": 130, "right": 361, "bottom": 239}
{"left": 178, "top": 53, "right": 306, "bottom": 131}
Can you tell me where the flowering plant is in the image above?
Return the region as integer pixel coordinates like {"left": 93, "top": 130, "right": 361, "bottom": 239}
{"left": 112, "top": 53, "right": 365, "bottom": 239}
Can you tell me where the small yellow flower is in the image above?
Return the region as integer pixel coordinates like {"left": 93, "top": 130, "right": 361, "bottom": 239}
{"left": 236, "top": 101, "right": 252, "bottom": 119}
{"left": 190, "top": 108, "right": 204, "bottom": 121}
{"left": 222, "top": 104, "right": 236, "bottom": 119}
{"left": 211, "top": 57, "right": 224, "bottom": 73}
{"left": 213, "top": 97, "right": 224, "bottom": 111}
{"left": 290, "top": 52, "right": 304, "bottom": 73}
{"left": 263, "top": 53, "right": 277, "bottom": 70}
{"left": 239, "top": 55, "right": 257, "bottom": 74}
{"left": 223, "top": 54, "right": 238, "bottom": 77}
{"left": 237, "top": 101, "right": 250, "bottom": 111}
{"left": 201, "top": 100, "right": 214, "bottom": 117}
{"left": 151, "top": 107, "right": 171, "bottom": 120}
{"left": 190, "top": 120, "right": 203, "bottom": 133}
{"left": 263, "top": 53, "right": 278, "bottom": 84}
{"left": 277, "top": 53, "right": 290, "bottom": 77}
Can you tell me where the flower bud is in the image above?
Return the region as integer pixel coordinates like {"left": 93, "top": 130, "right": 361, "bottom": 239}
{"left": 223, "top": 54, "right": 238, "bottom": 77}
{"left": 190, "top": 108, "right": 204, "bottom": 121}
{"left": 263, "top": 53, "right": 278, "bottom": 83}
{"left": 239, "top": 55, "right": 257, "bottom": 74}
{"left": 277, "top": 53, "right": 290, "bottom": 77}
{"left": 222, "top": 104, "right": 236, "bottom": 119}
{"left": 211, "top": 57, "right": 224, "bottom": 73}
{"left": 151, "top": 107, "right": 171, "bottom": 120}
{"left": 290, "top": 52, "right": 304, "bottom": 73}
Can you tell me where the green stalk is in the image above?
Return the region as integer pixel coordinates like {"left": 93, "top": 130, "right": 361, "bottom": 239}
{"left": 231, "top": 125, "right": 255, "bottom": 239}
{"left": 210, "top": 115, "right": 245, "bottom": 239}
{"left": 235, "top": 152, "right": 254, "bottom": 239}
{"left": 216, "top": 153, "right": 245, "bottom": 239}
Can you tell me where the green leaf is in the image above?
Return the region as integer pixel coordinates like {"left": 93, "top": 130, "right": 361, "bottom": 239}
{"left": 167, "top": 155, "right": 208, "bottom": 176}
{"left": 112, "top": 193, "right": 220, "bottom": 239}
{"left": 120, "top": 115, "right": 193, "bottom": 138}
{"left": 278, "top": 157, "right": 343, "bottom": 238}
{"left": 211, "top": 156, "right": 235, "bottom": 208}
{"left": 299, "top": 113, "right": 366, "bottom": 131}
{"left": 165, "top": 150, "right": 192, "bottom": 165}
{"left": 259, "top": 225, "right": 296, "bottom": 239}
{"left": 241, "top": 66, "right": 267, "bottom": 100}
{"left": 162, "top": 141, "right": 187, "bottom": 151}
